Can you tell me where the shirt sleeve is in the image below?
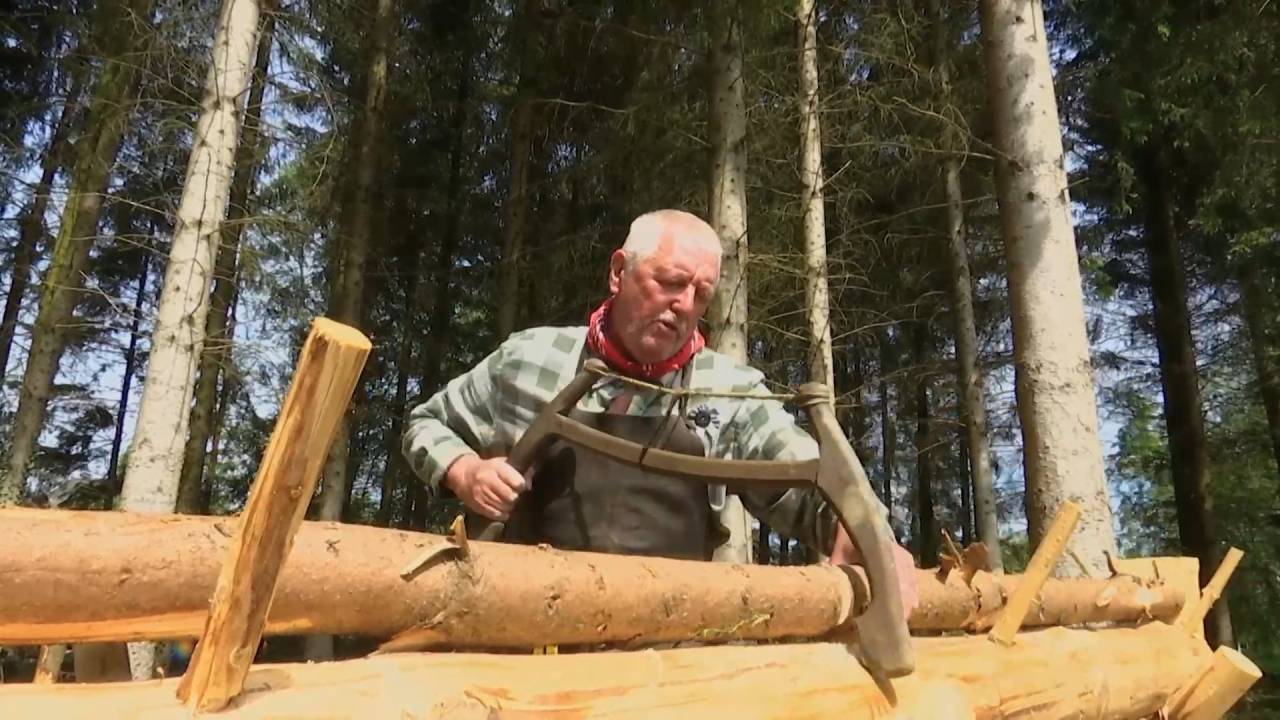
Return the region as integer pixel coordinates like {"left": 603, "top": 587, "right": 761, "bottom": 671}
{"left": 727, "top": 373, "right": 890, "bottom": 556}
{"left": 401, "top": 344, "right": 506, "bottom": 494}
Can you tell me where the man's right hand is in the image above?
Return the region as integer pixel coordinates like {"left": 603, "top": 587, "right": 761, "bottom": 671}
{"left": 443, "top": 454, "right": 528, "bottom": 520}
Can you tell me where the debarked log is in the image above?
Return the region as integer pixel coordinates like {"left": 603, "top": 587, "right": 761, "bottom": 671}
{"left": 0, "top": 623, "right": 1212, "bottom": 719}
{"left": 0, "top": 508, "right": 1185, "bottom": 649}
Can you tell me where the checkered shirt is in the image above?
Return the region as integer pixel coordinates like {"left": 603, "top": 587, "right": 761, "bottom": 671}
{"left": 402, "top": 326, "right": 885, "bottom": 554}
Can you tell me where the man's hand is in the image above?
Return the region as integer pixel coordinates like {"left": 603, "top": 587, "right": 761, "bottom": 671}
{"left": 830, "top": 524, "right": 919, "bottom": 619}
{"left": 443, "top": 454, "right": 528, "bottom": 520}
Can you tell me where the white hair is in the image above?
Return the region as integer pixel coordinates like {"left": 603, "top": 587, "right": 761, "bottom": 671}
{"left": 621, "top": 209, "right": 723, "bottom": 267}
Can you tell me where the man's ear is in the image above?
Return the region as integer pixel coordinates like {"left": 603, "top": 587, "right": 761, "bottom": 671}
{"left": 608, "top": 250, "right": 627, "bottom": 295}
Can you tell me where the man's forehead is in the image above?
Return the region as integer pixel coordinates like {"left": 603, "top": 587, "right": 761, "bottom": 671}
{"left": 650, "top": 231, "right": 720, "bottom": 271}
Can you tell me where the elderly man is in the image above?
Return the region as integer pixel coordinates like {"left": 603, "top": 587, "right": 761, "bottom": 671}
{"left": 403, "top": 209, "right": 917, "bottom": 610}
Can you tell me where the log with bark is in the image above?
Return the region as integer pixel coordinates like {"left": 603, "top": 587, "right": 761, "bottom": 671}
{"left": 2, "top": 508, "right": 1185, "bottom": 649}
{"left": 0, "top": 622, "right": 1213, "bottom": 719}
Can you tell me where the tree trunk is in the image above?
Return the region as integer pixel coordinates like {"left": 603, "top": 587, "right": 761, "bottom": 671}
{"left": 848, "top": 345, "right": 870, "bottom": 461}
{"left": 495, "top": 99, "right": 533, "bottom": 340}
{"left": 977, "top": 0, "right": 1116, "bottom": 574}
{"left": 201, "top": 349, "right": 237, "bottom": 512}
{"left": 756, "top": 520, "right": 771, "bottom": 565}
{"left": 914, "top": 328, "right": 937, "bottom": 567}
{"left": 176, "top": 9, "right": 275, "bottom": 515}
{"left": 706, "top": 0, "right": 753, "bottom": 565}
{"left": 960, "top": 442, "right": 973, "bottom": 546}
{"left": 943, "top": 145, "right": 1003, "bottom": 566}
{"left": 377, "top": 292, "right": 412, "bottom": 525}
{"left": 707, "top": 0, "right": 750, "bottom": 364}
{"left": 931, "top": 0, "right": 1002, "bottom": 571}
{"left": 115, "top": 0, "right": 261, "bottom": 680}
{"left": 381, "top": 0, "right": 481, "bottom": 520}
{"left": 0, "top": 64, "right": 84, "bottom": 382}
{"left": 1235, "top": 254, "right": 1280, "bottom": 486}
{"left": 407, "top": 476, "right": 430, "bottom": 530}
{"left": 312, "top": 0, "right": 394, "bottom": 518}
{"left": 307, "top": 0, "right": 394, "bottom": 661}
{"left": 0, "top": 0, "right": 156, "bottom": 507}
{"left": 0, "top": 508, "right": 1191, "bottom": 647}
{"left": 119, "top": 0, "right": 263, "bottom": 514}
{"left": 414, "top": 24, "right": 476, "bottom": 405}
{"left": 71, "top": 643, "right": 132, "bottom": 682}
{"left": 495, "top": 0, "right": 541, "bottom": 341}
{"left": 879, "top": 332, "right": 897, "bottom": 511}
{"left": 797, "top": 0, "right": 835, "bottom": 392}
{"left": 106, "top": 248, "right": 151, "bottom": 495}
{"left": 1138, "top": 140, "right": 1232, "bottom": 647}
{"left": 344, "top": 417, "right": 367, "bottom": 514}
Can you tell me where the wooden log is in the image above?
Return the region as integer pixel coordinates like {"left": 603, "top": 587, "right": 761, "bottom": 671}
{"left": 989, "top": 500, "right": 1081, "bottom": 646}
{"left": 914, "top": 562, "right": 1183, "bottom": 633}
{"left": 0, "top": 509, "right": 1187, "bottom": 649}
{"left": 0, "top": 623, "right": 1214, "bottom": 719}
{"left": 1181, "top": 547, "right": 1244, "bottom": 638}
{"left": 1161, "top": 645, "right": 1262, "bottom": 719}
{"left": 177, "top": 318, "right": 371, "bottom": 712}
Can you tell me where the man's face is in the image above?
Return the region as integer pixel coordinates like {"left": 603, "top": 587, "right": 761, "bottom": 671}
{"left": 608, "top": 234, "right": 719, "bottom": 363}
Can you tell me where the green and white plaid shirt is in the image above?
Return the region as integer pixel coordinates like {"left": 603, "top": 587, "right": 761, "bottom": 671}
{"left": 402, "top": 326, "right": 882, "bottom": 554}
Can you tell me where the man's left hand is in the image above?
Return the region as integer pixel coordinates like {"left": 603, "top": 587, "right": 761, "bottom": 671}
{"left": 830, "top": 524, "right": 919, "bottom": 619}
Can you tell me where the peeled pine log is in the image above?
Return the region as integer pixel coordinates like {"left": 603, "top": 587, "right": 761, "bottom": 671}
{"left": 1, "top": 508, "right": 1185, "bottom": 648}
{"left": 0, "top": 623, "right": 1211, "bottom": 719}
{"left": 1162, "top": 645, "right": 1262, "bottom": 719}
{"left": 911, "top": 559, "right": 1185, "bottom": 633}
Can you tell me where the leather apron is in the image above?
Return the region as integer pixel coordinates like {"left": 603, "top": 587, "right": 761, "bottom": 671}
{"left": 501, "top": 357, "right": 720, "bottom": 561}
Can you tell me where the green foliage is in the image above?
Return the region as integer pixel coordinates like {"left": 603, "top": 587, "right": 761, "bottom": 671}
{"left": 1061, "top": 0, "right": 1279, "bottom": 659}
{"left": 1109, "top": 389, "right": 1180, "bottom": 557}
{"left": 997, "top": 532, "right": 1031, "bottom": 574}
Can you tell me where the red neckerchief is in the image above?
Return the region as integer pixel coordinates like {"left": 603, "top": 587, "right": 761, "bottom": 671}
{"left": 586, "top": 297, "right": 705, "bottom": 381}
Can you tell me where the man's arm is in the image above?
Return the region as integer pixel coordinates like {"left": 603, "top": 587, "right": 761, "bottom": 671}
{"left": 401, "top": 345, "right": 506, "bottom": 495}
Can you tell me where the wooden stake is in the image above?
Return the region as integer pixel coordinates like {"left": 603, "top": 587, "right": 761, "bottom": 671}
{"left": 176, "top": 318, "right": 370, "bottom": 712}
{"left": 988, "top": 501, "right": 1082, "bottom": 646}
{"left": 1161, "top": 645, "right": 1261, "bottom": 719}
{"left": 1181, "top": 547, "right": 1244, "bottom": 637}
{"left": 941, "top": 529, "right": 962, "bottom": 565}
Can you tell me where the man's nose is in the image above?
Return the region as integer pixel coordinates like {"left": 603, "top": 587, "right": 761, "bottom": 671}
{"left": 670, "top": 285, "right": 696, "bottom": 313}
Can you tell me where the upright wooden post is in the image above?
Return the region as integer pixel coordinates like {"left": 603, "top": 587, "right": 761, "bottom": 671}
{"left": 988, "top": 501, "right": 1081, "bottom": 646}
{"left": 176, "top": 318, "right": 371, "bottom": 712}
{"left": 1182, "top": 547, "right": 1244, "bottom": 638}
{"left": 32, "top": 644, "right": 65, "bottom": 683}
